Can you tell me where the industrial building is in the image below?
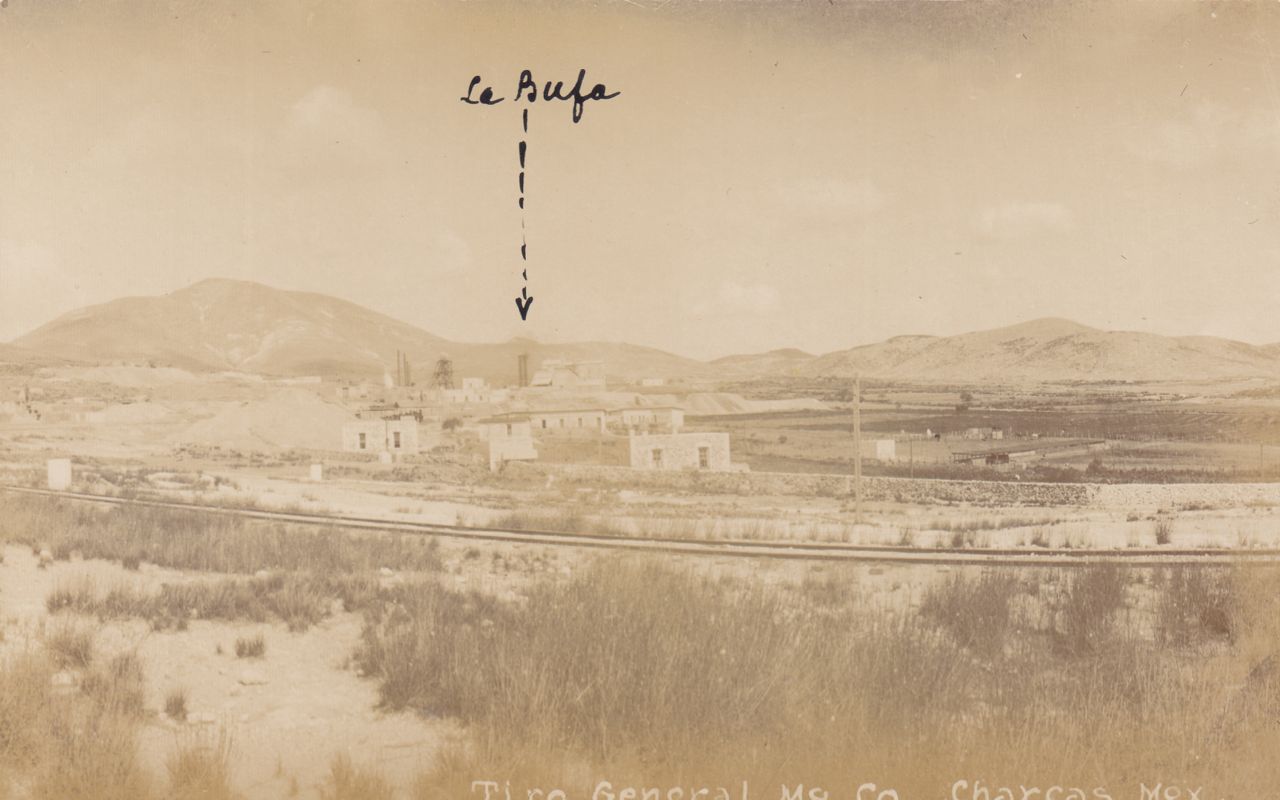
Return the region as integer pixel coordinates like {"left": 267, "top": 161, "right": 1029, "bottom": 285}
{"left": 607, "top": 406, "right": 684, "bottom": 433}
{"left": 629, "top": 432, "right": 731, "bottom": 471}
{"left": 529, "top": 359, "right": 606, "bottom": 390}
{"left": 529, "top": 408, "right": 608, "bottom": 432}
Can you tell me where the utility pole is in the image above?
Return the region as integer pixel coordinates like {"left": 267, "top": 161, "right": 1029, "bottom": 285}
{"left": 853, "top": 374, "right": 863, "bottom": 526}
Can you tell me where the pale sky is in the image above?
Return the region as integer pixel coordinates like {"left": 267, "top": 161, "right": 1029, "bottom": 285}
{"left": 2, "top": 1, "right": 1279, "bottom": 359}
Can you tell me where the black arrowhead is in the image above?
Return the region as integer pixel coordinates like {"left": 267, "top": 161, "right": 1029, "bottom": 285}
{"left": 515, "top": 294, "right": 534, "bottom": 320}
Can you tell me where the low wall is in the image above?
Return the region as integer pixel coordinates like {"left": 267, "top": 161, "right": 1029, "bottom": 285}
{"left": 1094, "top": 482, "right": 1280, "bottom": 509}
{"left": 504, "top": 462, "right": 1280, "bottom": 509}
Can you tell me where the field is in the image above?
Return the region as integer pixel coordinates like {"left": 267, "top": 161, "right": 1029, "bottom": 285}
{"left": 2, "top": 493, "right": 1280, "bottom": 799}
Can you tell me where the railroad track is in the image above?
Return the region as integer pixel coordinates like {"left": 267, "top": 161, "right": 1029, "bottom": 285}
{"left": 3, "top": 484, "right": 1279, "bottom": 567}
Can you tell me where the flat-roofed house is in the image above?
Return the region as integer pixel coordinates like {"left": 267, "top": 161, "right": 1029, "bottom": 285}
{"left": 607, "top": 406, "right": 684, "bottom": 434}
{"left": 529, "top": 408, "right": 607, "bottom": 433}
{"left": 342, "top": 417, "right": 420, "bottom": 455}
{"left": 629, "top": 432, "right": 731, "bottom": 471}
{"left": 476, "top": 413, "right": 538, "bottom": 470}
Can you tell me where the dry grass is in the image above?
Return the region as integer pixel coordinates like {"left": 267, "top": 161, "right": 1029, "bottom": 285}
{"left": 45, "top": 620, "right": 96, "bottom": 670}
{"left": 7, "top": 489, "right": 1280, "bottom": 796}
{"left": 164, "top": 686, "right": 190, "bottom": 722}
{"left": 353, "top": 558, "right": 1280, "bottom": 798}
{"left": 1, "top": 649, "right": 153, "bottom": 799}
{"left": 920, "top": 569, "right": 1024, "bottom": 657}
{"left": 0, "top": 494, "right": 442, "bottom": 577}
{"left": 167, "top": 731, "right": 235, "bottom": 800}
{"left": 320, "top": 754, "right": 396, "bottom": 800}
{"left": 234, "top": 634, "right": 266, "bottom": 659}
{"left": 45, "top": 572, "right": 378, "bottom": 632}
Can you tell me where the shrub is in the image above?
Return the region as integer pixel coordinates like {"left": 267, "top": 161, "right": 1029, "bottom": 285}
{"left": 1052, "top": 564, "right": 1130, "bottom": 657}
{"left": 321, "top": 754, "right": 395, "bottom": 800}
{"left": 167, "top": 732, "right": 234, "bottom": 800}
{"left": 164, "top": 687, "right": 190, "bottom": 722}
{"left": 82, "top": 652, "right": 147, "bottom": 718}
{"left": 46, "top": 622, "right": 95, "bottom": 670}
{"left": 235, "top": 634, "right": 266, "bottom": 659}
{"left": 920, "top": 570, "right": 1022, "bottom": 658}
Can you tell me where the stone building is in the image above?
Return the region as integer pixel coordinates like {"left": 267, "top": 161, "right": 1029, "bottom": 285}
{"left": 476, "top": 413, "right": 538, "bottom": 470}
{"left": 628, "top": 432, "right": 731, "bottom": 471}
{"left": 342, "top": 417, "right": 420, "bottom": 455}
{"left": 529, "top": 408, "right": 607, "bottom": 433}
{"left": 607, "top": 406, "right": 684, "bottom": 434}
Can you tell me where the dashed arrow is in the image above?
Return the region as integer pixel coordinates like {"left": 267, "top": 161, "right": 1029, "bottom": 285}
{"left": 515, "top": 286, "right": 534, "bottom": 320}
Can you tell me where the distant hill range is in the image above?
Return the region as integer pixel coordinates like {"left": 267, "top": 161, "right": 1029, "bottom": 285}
{"left": 8, "top": 279, "right": 704, "bottom": 383}
{"left": 8, "top": 280, "right": 1280, "bottom": 383}
{"left": 798, "top": 318, "right": 1280, "bottom": 382}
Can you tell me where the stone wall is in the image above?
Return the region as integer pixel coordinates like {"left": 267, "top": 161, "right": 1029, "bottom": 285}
{"left": 508, "top": 462, "right": 1096, "bottom": 506}
{"left": 506, "top": 463, "right": 1280, "bottom": 509}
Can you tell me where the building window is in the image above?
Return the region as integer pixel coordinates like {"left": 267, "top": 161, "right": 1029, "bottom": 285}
{"left": 698, "top": 447, "right": 710, "bottom": 469}
{"left": 559, "top": 418, "right": 565, "bottom": 427}
{"left": 393, "top": 431, "right": 401, "bottom": 449}
{"left": 506, "top": 423, "right": 513, "bottom": 437}
{"left": 541, "top": 419, "right": 547, "bottom": 429}
{"left": 651, "top": 449, "right": 663, "bottom": 468}
{"left": 358, "top": 433, "right": 366, "bottom": 450}
{"left": 577, "top": 417, "right": 583, "bottom": 427}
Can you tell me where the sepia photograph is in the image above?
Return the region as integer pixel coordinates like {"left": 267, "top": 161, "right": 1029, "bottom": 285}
{"left": 2, "top": 1, "right": 1280, "bottom": 798}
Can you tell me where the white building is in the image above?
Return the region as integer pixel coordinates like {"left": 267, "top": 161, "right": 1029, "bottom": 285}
{"left": 477, "top": 414, "right": 539, "bottom": 470}
{"left": 529, "top": 359, "right": 606, "bottom": 390}
{"left": 607, "top": 406, "right": 684, "bottom": 433}
{"left": 629, "top": 432, "right": 732, "bottom": 471}
{"left": 342, "top": 417, "right": 420, "bottom": 455}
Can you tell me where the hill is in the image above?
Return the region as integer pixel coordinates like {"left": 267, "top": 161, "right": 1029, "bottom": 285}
{"left": 707, "top": 348, "right": 815, "bottom": 377}
{"left": 14, "top": 283, "right": 1280, "bottom": 384}
{"left": 11, "top": 279, "right": 704, "bottom": 383}
{"left": 800, "top": 318, "right": 1280, "bottom": 382}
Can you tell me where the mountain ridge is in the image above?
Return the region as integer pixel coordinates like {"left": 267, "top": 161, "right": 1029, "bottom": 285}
{"left": 9, "top": 280, "right": 1280, "bottom": 383}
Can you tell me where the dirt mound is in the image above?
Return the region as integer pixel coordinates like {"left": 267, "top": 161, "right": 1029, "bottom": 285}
{"left": 99, "top": 402, "right": 175, "bottom": 424}
{"left": 171, "top": 389, "right": 355, "bottom": 451}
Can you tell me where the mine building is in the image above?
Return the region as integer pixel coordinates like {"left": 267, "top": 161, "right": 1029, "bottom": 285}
{"left": 529, "top": 359, "right": 606, "bottom": 390}
{"left": 529, "top": 408, "right": 608, "bottom": 433}
{"left": 607, "top": 405, "right": 684, "bottom": 434}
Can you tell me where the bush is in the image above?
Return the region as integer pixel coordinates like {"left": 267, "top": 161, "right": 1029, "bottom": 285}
{"left": 46, "top": 622, "right": 95, "bottom": 670}
{"left": 920, "top": 570, "right": 1022, "bottom": 657}
{"left": 164, "top": 687, "right": 190, "bottom": 722}
{"left": 321, "top": 754, "right": 395, "bottom": 800}
{"left": 1053, "top": 564, "right": 1130, "bottom": 657}
{"left": 82, "top": 652, "right": 147, "bottom": 718}
{"left": 167, "top": 732, "right": 234, "bottom": 800}
{"left": 235, "top": 634, "right": 266, "bottom": 659}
